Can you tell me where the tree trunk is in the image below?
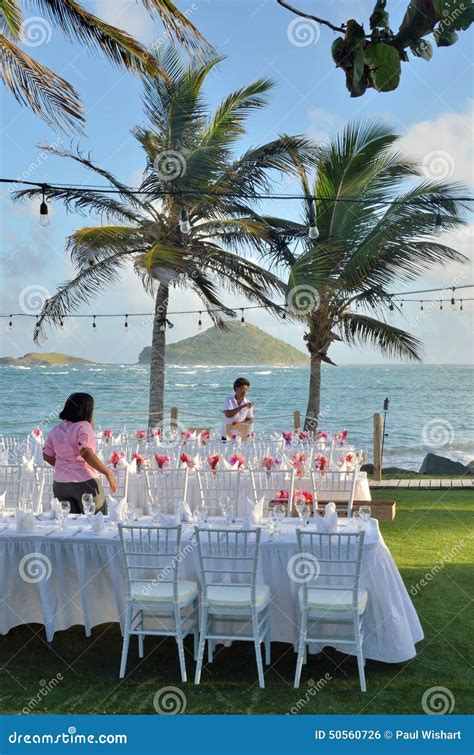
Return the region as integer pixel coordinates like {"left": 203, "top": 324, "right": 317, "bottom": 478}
{"left": 304, "top": 353, "right": 321, "bottom": 431}
{"left": 148, "top": 284, "right": 168, "bottom": 428}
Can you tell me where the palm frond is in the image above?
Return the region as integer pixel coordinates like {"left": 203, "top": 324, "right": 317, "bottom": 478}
{"left": 12, "top": 185, "right": 141, "bottom": 223}
{"left": 67, "top": 226, "right": 143, "bottom": 268}
{"left": 140, "top": 0, "right": 208, "bottom": 50}
{"left": 1, "top": 0, "right": 22, "bottom": 38}
{"left": 0, "top": 34, "right": 84, "bottom": 130}
{"left": 338, "top": 312, "right": 423, "bottom": 361}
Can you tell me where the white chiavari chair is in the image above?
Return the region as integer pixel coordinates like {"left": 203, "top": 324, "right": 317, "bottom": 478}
{"left": 0, "top": 464, "right": 22, "bottom": 508}
{"left": 118, "top": 524, "right": 199, "bottom": 682}
{"left": 103, "top": 467, "right": 129, "bottom": 502}
{"left": 293, "top": 530, "right": 368, "bottom": 691}
{"left": 249, "top": 469, "right": 295, "bottom": 516}
{"left": 308, "top": 469, "right": 358, "bottom": 517}
{"left": 144, "top": 468, "right": 189, "bottom": 515}
{"left": 195, "top": 469, "right": 242, "bottom": 517}
{"left": 34, "top": 465, "right": 54, "bottom": 511}
{"left": 194, "top": 527, "right": 271, "bottom": 688}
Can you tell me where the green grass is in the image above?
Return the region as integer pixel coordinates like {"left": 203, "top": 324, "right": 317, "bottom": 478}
{"left": 1, "top": 489, "right": 472, "bottom": 715}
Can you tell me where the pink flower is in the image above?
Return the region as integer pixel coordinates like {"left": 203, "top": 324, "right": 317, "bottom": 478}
{"left": 230, "top": 431, "right": 239, "bottom": 440}
{"left": 275, "top": 490, "right": 289, "bottom": 500}
{"left": 32, "top": 427, "right": 42, "bottom": 437}
{"left": 229, "top": 454, "right": 245, "bottom": 469}
{"left": 298, "top": 431, "right": 310, "bottom": 442}
{"left": 314, "top": 454, "right": 328, "bottom": 471}
{"left": 109, "top": 451, "right": 124, "bottom": 468}
{"left": 291, "top": 452, "right": 307, "bottom": 477}
{"left": 334, "top": 429, "right": 348, "bottom": 446}
{"left": 207, "top": 454, "right": 220, "bottom": 470}
{"left": 133, "top": 453, "right": 146, "bottom": 468}
{"left": 136, "top": 429, "right": 147, "bottom": 441}
{"left": 154, "top": 454, "right": 170, "bottom": 469}
{"left": 282, "top": 431, "right": 293, "bottom": 446}
{"left": 200, "top": 430, "right": 212, "bottom": 445}
{"left": 293, "top": 490, "right": 313, "bottom": 505}
{"left": 261, "top": 455, "right": 280, "bottom": 471}
{"left": 180, "top": 452, "right": 194, "bottom": 469}
{"left": 180, "top": 430, "right": 191, "bottom": 444}
{"left": 316, "top": 430, "right": 328, "bottom": 441}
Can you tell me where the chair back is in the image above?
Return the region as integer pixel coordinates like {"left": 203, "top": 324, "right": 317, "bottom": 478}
{"left": 0, "top": 464, "right": 22, "bottom": 508}
{"left": 145, "top": 468, "right": 189, "bottom": 514}
{"left": 196, "top": 469, "right": 241, "bottom": 516}
{"left": 194, "top": 527, "right": 261, "bottom": 603}
{"left": 249, "top": 469, "right": 295, "bottom": 515}
{"left": 103, "top": 467, "right": 129, "bottom": 501}
{"left": 295, "top": 529, "right": 365, "bottom": 611}
{"left": 34, "top": 465, "right": 54, "bottom": 510}
{"left": 309, "top": 469, "right": 358, "bottom": 516}
{"left": 118, "top": 523, "right": 184, "bottom": 601}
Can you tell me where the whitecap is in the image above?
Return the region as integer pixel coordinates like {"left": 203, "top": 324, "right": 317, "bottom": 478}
{"left": 255, "top": 371, "right": 272, "bottom": 375}
{"left": 11, "top": 366, "right": 31, "bottom": 370}
{"left": 44, "top": 371, "right": 69, "bottom": 375}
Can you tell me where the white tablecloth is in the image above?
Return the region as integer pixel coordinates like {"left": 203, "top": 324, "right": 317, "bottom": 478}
{"left": 127, "top": 470, "right": 371, "bottom": 513}
{"left": 0, "top": 516, "right": 422, "bottom": 663}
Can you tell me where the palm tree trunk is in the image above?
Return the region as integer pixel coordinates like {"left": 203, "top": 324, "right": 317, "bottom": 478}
{"left": 304, "top": 353, "right": 321, "bottom": 431}
{"left": 148, "top": 284, "right": 169, "bottom": 428}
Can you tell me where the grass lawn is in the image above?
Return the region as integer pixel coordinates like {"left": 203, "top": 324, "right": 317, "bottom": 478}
{"left": 0, "top": 489, "right": 472, "bottom": 715}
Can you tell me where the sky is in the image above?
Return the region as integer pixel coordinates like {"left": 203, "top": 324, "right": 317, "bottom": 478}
{"left": 0, "top": 0, "right": 473, "bottom": 366}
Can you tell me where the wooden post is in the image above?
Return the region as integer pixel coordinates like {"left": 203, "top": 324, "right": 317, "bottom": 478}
{"left": 373, "top": 412, "right": 383, "bottom": 481}
{"left": 294, "top": 410, "right": 301, "bottom": 430}
{"left": 170, "top": 406, "right": 178, "bottom": 431}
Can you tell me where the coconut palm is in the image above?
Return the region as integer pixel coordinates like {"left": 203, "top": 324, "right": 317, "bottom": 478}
{"left": 258, "top": 120, "right": 469, "bottom": 430}
{"left": 15, "top": 48, "right": 313, "bottom": 426}
{"left": 0, "top": 0, "right": 205, "bottom": 130}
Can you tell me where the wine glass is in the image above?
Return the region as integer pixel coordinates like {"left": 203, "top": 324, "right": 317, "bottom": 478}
{"left": 351, "top": 511, "right": 362, "bottom": 530}
{"left": 195, "top": 504, "right": 208, "bottom": 526}
{"left": 59, "top": 500, "right": 70, "bottom": 530}
{"left": 295, "top": 500, "right": 305, "bottom": 523}
{"left": 82, "top": 494, "right": 95, "bottom": 526}
{"left": 149, "top": 499, "right": 160, "bottom": 522}
{"left": 273, "top": 504, "right": 286, "bottom": 534}
{"left": 359, "top": 505, "right": 372, "bottom": 528}
{"left": 302, "top": 504, "right": 312, "bottom": 527}
{"left": 220, "top": 497, "right": 234, "bottom": 526}
{"left": 125, "top": 503, "right": 136, "bottom": 524}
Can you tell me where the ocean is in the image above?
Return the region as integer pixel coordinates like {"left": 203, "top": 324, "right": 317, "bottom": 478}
{"left": 0, "top": 363, "right": 473, "bottom": 471}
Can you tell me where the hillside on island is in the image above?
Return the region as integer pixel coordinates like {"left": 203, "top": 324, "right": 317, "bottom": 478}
{"left": 138, "top": 323, "right": 308, "bottom": 366}
{"left": 0, "top": 352, "right": 94, "bottom": 366}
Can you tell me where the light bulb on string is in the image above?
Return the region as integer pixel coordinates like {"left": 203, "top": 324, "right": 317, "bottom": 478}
{"left": 282, "top": 305, "right": 287, "bottom": 320}
{"left": 420, "top": 301, "right": 423, "bottom": 311}
{"left": 9, "top": 315, "right": 12, "bottom": 328}
{"left": 389, "top": 300, "right": 394, "bottom": 311}
{"left": 92, "top": 315, "right": 96, "bottom": 329}
{"left": 39, "top": 184, "right": 49, "bottom": 227}
{"left": 124, "top": 315, "right": 129, "bottom": 330}
{"left": 240, "top": 309, "right": 245, "bottom": 327}
{"left": 308, "top": 198, "right": 319, "bottom": 240}
{"left": 60, "top": 318, "right": 64, "bottom": 329}
{"left": 440, "top": 300, "right": 443, "bottom": 311}
{"left": 451, "top": 289, "right": 455, "bottom": 306}
{"left": 179, "top": 207, "right": 191, "bottom": 234}
{"left": 198, "top": 311, "right": 202, "bottom": 330}
{"left": 460, "top": 299, "right": 463, "bottom": 311}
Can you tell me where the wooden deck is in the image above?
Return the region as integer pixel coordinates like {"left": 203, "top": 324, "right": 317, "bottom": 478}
{"left": 369, "top": 478, "right": 474, "bottom": 489}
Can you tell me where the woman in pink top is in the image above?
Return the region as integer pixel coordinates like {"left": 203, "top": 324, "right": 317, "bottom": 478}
{"left": 43, "top": 393, "right": 116, "bottom": 514}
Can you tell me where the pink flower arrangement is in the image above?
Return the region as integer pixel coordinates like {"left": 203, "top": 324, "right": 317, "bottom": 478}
{"left": 180, "top": 430, "right": 191, "bottom": 444}
{"left": 291, "top": 452, "right": 307, "bottom": 477}
{"left": 149, "top": 429, "right": 161, "bottom": 441}
{"left": 316, "top": 430, "right": 328, "bottom": 441}
{"left": 133, "top": 453, "right": 146, "bottom": 469}
{"left": 207, "top": 454, "right": 220, "bottom": 471}
{"left": 339, "top": 452, "right": 354, "bottom": 471}
{"left": 229, "top": 454, "right": 245, "bottom": 469}
{"left": 282, "top": 431, "right": 293, "bottom": 446}
{"left": 275, "top": 490, "right": 289, "bottom": 500}
{"left": 230, "top": 431, "right": 239, "bottom": 440}
{"left": 32, "top": 427, "right": 42, "bottom": 437}
{"left": 293, "top": 490, "right": 314, "bottom": 505}
{"left": 103, "top": 428, "right": 113, "bottom": 438}
{"left": 298, "top": 431, "right": 310, "bottom": 442}
{"left": 261, "top": 455, "right": 281, "bottom": 471}
{"left": 334, "top": 429, "right": 348, "bottom": 446}
{"left": 180, "top": 452, "right": 195, "bottom": 469}
{"left": 109, "top": 451, "right": 124, "bottom": 468}
{"left": 136, "top": 429, "right": 147, "bottom": 442}
{"left": 314, "top": 454, "right": 328, "bottom": 472}
{"left": 154, "top": 454, "right": 170, "bottom": 469}
{"left": 200, "top": 430, "right": 212, "bottom": 445}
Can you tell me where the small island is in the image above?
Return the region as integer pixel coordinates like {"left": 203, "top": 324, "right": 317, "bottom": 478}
{"left": 0, "top": 352, "right": 94, "bottom": 366}
{"left": 138, "top": 323, "right": 309, "bottom": 366}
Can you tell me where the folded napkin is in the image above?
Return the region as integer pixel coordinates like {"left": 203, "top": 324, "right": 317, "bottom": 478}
{"left": 179, "top": 499, "right": 194, "bottom": 523}
{"left": 107, "top": 496, "right": 127, "bottom": 522}
{"left": 158, "top": 511, "right": 181, "bottom": 527}
{"left": 16, "top": 509, "right": 36, "bottom": 533}
{"left": 242, "top": 496, "right": 264, "bottom": 528}
{"left": 222, "top": 458, "right": 240, "bottom": 471}
{"left": 91, "top": 511, "right": 105, "bottom": 533}
{"left": 21, "top": 456, "right": 35, "bottom": 473}
{"left": 316, "top": 502, "right": 338, "bottom": 533}
{"left": 0, "top": 491, "right": 5, "bottom": 509}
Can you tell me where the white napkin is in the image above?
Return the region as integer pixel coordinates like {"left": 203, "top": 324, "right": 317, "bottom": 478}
{"left": 317, "top": 502, "right": 338, "bottom": 533}
{"left": 242, "top": 496, "right": 264, "bottom": 528}
{"left": 21, "top": 456, "right": 35, "bottom": 473}
{"left": 38, "top": 506, "right": 55, "bottom": 520}
{"left": 179, "top": 499, "right": 194, "bottom": 523}
{"left": 31, "top": 432, "right": 43, "bottom": 444}
{"left": 91, "top": 511, "right": 105, "bottom": 533}
{"left": 223, "top": 458, "right": 239, "bottom": 471}
{"left": 16, "top": 509, "right": 35, "bottom": 533}
{"left": 107, "top": 496, "right": 127, "bottom": 522}
{"left": 158, "top": 511, "right": 181, "bottom": 527}
{"left": 121, "top": 458, "right": 137, "bottom": 474}
{"left": 0, "top": 491, "right": 5, "bottom": 509}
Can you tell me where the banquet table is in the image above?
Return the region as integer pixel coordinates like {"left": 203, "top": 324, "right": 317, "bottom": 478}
{"left": 0, "top": 514, "right": 422, "bottom": 663}
{"left": 127, "top": 470, "right": 372, "bottom": 514}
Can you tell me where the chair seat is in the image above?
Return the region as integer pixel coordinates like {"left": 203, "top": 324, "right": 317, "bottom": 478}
{"left": 207, "top": 584, "right": 271, "bottom": 610}
{"left": 300, "top": 587, "right": 368, "bottom": 614}
{"left": 131, "top": 580, "right": 198, "bottom": 605}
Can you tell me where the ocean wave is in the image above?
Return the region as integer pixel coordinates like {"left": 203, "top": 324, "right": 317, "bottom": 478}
{"left": 10, "top": 366, "right": 31, "bottom": 370}
{"left": 254, "top": 371, "right": 272, "bottom": 375}
{"left": 89, "top": 368, "right": 105, "bottom": 372}
{"left": 44, "top": 371, "right": 69, "bottom": 375}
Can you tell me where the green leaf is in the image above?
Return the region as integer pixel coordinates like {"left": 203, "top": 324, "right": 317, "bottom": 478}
{"left": 331, "top": 37, "right": 346, "bottom": 65}
{"left": 394, "top": 0, "right": 437, "bottom": 47}
{"left": 410, "top": 38, "right": 433, "bottom": 58}
{"left": 365, "top": 43, "right": 401, "bottom": 91}
{"left": 369, "top": 0, "right": 390, "bottom": 30}
{"left": 345, "top": 19, "right": 366, "bottom": 49}
{"left": 434, "top": 0, "right": 474, "bottom": 33}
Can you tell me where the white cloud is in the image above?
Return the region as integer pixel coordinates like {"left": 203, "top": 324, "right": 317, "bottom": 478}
{"left": 93, "top": 0, "right": 156, "bottom": 44}
{"left": 398, "top": 100, "right": 474, "bottom": 184}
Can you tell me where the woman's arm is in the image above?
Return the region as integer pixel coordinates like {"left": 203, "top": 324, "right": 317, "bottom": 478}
{"left": 43, "top": 453, "right": 56, "bottom": 466}
{"left": 80, "top": 447, "right": 117, "bottom": 492}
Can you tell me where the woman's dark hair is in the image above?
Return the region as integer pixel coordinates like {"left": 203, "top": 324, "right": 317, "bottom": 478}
{"left": 233, "top": 377, "right": 250, "bottom": 390}
{"left": 59, "top": 393, "right": 94, "bottom": 423}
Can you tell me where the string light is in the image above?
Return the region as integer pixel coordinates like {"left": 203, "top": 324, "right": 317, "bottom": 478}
{"left": 240, "top": 308, "right": 245, "bottom": 327}
{"left": 9, "top": 315, "right": 12, "bottom": 328}
{"left": 440, "top": 300, "right": 443, "bottom": 310}
{"left": 179, "top": 207, "right": 191, "bottom": 234}
{"left": 92, "top": 315, "right": 96, "bottom": 329}
{"left": 59, "top": 318, "right": 64, "bottom": 329}
{"left": 451, "top": 289, "right": 455, "bottom": 306}
{"left": 308, "top": 198, "right": 319, "bottom": 240}
{"left": 420, "top": 301, "right": 424, "bottom": 311}
{"left": 460, "top": 300, "right": 463, "bottom": 311}
{"left": 198, "top": 311, "right": 202, "bottom": 330}
{"left": 39, "top": 184, "right": 49, "bottom": 227}
{"left": 124, "top": 314, "right": 129, "bottom": 330}
{"left": 282, "top": 305, "right": 287, "bottom": 320}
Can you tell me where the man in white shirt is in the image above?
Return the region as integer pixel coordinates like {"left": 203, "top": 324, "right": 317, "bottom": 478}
{"left": 222, "top": 377, "right": 254, "bottom": 439}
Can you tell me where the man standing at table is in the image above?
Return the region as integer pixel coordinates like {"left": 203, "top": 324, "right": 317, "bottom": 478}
{"left": 222, "top": 377, "right": 254, "bottom": 440}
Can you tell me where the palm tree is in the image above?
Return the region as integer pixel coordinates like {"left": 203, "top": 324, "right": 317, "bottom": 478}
{"left": 258, "top": 121, "right": 469, "bottom": 430}
{"left": 0, "top": 0, "right": 205, "bottom": 131}
{"left": 15, "top": 48, "right": 313, "bottom": 427}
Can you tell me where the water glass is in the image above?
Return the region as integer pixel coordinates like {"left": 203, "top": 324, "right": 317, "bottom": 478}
{"left": 359, "top": 505, "right": 372, "bottom": 527}
{"left": 125, "top": 504, "right": 136, "bottom": 524}
{"left": 295, "top": 500, "right": 305, "bottom": 523}
{"left": 82, "top": 494, "right": 95, "bottom": 526}
{"left": 302, "top": 505, "right": 311, "bottom": 527}
{"left": 149, "top": 501, "right": 160, "bottom": 522}
{"left": 59, "top": 500, "right": 70, "bottom": 530}
{"left": 195, "top": 504, "right": 208, "bottom": 526}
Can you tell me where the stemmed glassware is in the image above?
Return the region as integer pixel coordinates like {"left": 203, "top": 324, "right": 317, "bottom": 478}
{"left": 294, "top": 500, "right": 305, "bottom": 524}
{"left": 82, "top": 494, "right": 95, "bottom": 527}
{"left": 273, "top": 504, "right": 286, "bottom": 535}
{"left": 195, "top": 504, "right": 208, "bottom": 527}
{"left": 149, "top": 498, "right": 160, "bottom": 522}
{"left": 301, "top": 505, "right": 311, "bottom": 527}
{"left": 220, "top": 497, "right": 234, "bottom": 526}
{"left": 359, "top": 505, "right": 372, "bottom": 528}
{"left": 59, "top": 500, "right": 70, "bottom": 530}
